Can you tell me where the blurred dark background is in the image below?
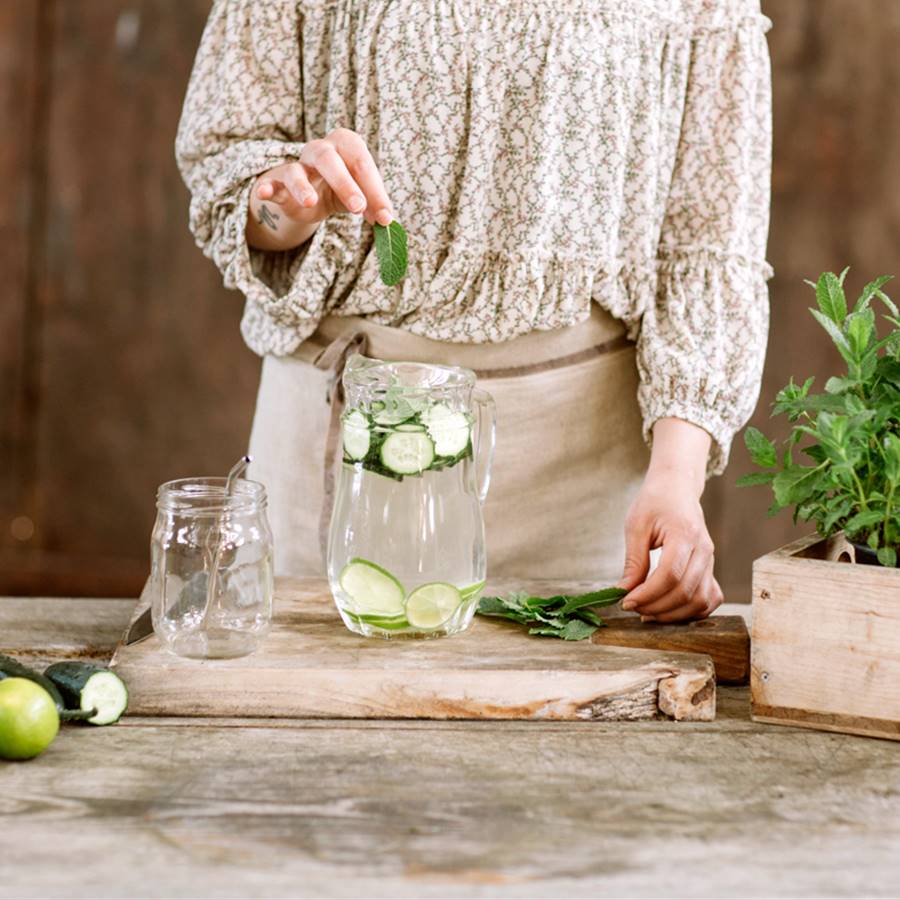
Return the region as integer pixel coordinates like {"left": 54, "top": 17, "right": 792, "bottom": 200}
{"left": 2, "top": 1, "right": 898, "bottom": 600}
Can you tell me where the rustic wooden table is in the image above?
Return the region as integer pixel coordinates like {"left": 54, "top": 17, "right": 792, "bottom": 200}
{"left": 2, "top": 596, "right": 899, "bottom": 900}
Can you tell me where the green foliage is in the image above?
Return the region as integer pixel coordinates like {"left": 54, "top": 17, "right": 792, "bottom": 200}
{"left": 373, "top": 220, "right": 408, "bottom": 285}
{"left": 476, "top": 587, "right": 626, "bottom": 640}
{"left": 740, "top": 271, "right": 900, "bottom": 565}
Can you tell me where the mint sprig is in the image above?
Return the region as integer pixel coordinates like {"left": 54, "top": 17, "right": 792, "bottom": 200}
{"left": 373, "top": 220, "right": 408, "bottom": 286}
{"left": 739, "top": 269, "right": 900, "bottom": 567}
{"left": 476, "top": 587, "right": 626, "bottom": 640}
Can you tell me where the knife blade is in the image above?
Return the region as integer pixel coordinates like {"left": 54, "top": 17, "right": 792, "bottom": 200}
{"left": 124, "top": 605, "right": 154, "bottom": 645}
{"left": 124, "top": 571, "right": 213, "bottom": 645}
{"left": 124, "top": 577, "right": 154, "bottom": 645}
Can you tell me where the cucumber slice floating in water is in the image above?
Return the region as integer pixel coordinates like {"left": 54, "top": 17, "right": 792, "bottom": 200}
{"left": 342, "top": 409, "right": 371, "bottom": 460}
{"left": 421, "top": 403, "right": 471, "bottom": 457}
{"left": 405, "top": 582, "right": 463, "bottom": 630}
{"left": 338, "top": 559, "right": 406, "bottom": 617}
{"left": 380, "top": 431, "right": 435, "bottom": 475}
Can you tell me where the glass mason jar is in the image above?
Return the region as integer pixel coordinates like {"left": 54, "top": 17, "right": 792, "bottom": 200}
{"left": 149, "top": 477, "right": 274, "bottom": 659}
{"left": 327, "top": 355, "right": 496, "bottom": 640}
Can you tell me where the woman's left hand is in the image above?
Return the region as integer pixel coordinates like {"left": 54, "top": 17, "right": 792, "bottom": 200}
{"left": 617, "top": 418, "right": 724, "bottom": 623}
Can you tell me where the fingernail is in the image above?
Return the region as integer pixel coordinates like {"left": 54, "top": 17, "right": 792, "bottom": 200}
{"left": 375, "top": 208, "right": 393, "bottom": 226}
{"left": 348, "top": 194, "right": 365, "bottom": 213}
{"left": 622, "top": 601, "right": 635, "bottom": 611}
{"left": 302, "top": 191, "right": 317, "bottom": 207}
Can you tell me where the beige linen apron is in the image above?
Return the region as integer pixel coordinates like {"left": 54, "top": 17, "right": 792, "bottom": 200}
{"left": 247, "top": 304, "right": 649, "bottom": 583}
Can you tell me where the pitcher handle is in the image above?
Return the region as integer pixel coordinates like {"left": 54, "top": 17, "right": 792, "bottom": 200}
{"left": 471, "top": 388, "right": 496, "bottom": 505}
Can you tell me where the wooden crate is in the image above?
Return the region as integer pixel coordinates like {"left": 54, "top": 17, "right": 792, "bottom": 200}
{"left": 751, "top": 534, "right": 900, "bottom": 741}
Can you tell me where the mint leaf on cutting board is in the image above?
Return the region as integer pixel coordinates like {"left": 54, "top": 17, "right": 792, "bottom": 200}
{"left": 476, "top": 587, "right": 627, "bottom": 640}
{"left": 373, "top": 220, "right": 408, "bottom": 286}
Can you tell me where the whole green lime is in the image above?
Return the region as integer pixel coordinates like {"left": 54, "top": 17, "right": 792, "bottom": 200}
{"left": 0, "top": 677, "right": 60, "bottom": 760}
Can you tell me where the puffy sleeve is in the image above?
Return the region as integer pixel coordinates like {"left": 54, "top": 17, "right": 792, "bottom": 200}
{"left": 175, "top": 0, "right": 330, "bottom": 352}
{"left": 637, "top": 2, "right": 773, "bottom": 476}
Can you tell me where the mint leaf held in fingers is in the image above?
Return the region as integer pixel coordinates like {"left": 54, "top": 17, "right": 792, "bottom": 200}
{"left": 373, "top": 220, "right": 408, "bottom": 286}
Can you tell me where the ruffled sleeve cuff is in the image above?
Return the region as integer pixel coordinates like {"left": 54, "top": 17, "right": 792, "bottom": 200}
{"left": 636, "top": 251, "right": 772, "bottom": 477}
{"left": 185, "top": 139, "right": 362, "bottom": 355}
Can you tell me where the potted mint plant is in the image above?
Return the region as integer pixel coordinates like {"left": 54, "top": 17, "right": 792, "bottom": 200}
{"left": 740, "top": 269, "right": 900, "bottom": 567}
{"left": 746, "top": 270, "right": 900, "bottom": 743}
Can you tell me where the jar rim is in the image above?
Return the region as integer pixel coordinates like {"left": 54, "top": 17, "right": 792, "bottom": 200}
{"left": 343, "top": 353, "right": 475, "bottom": 392}
{"left": 156, "top": 477, "right": 267, "bottom": 514}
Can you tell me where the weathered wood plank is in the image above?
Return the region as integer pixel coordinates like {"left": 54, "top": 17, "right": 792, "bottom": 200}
{"left": 110, "top": 580, "right": 716, "bottom": 722}
{"left": 591, "top": 615, "right": 749, "bottom": 684}
{"left": 2, "top": 718, "right": 899, "bottom": 899}
{"left": 0, "top": 0, "right": 40, "bottom": 553}
{"left": 751, "top": 535, "right": 900, "bottom": 741}
{"left": 4, "top": 0, "right": 260, "bottom": 598}
{"left": 0, "top": 595, "right": 135, "bottom": 667}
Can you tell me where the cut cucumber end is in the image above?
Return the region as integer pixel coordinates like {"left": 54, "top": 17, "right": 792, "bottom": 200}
{"left": 338, "top": 559, "right": 406, "bottom": 617}
{"left": 81, "top": 672, "right": 129, "bottom": 725}
{"left": 404, "top": 582, "right": 463, "bottom": 630}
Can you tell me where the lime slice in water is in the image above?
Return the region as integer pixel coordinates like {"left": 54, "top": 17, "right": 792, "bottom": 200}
{"left": 405, "top": 582, "right": 463, "bottom": 630}
{"left": 339, "top": 559, "right": 406, "bottom": 617}
{"left": 459, "top": 580, "right": 485, "bottom": 603}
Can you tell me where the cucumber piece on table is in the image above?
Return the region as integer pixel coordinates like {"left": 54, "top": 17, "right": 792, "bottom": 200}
{"left": 421, "top": 403, "right": 471, "bottom": 458}
{"left": 0, "top": 653, "right": 93, "bottom": 721}
{"left": 341, "top": 409, "right": 371, "bottom": 461}
{"left": 338, "top": 558, "right": 406, "bottom": 617}
{"left": 404, "top": 582, "right": 463, "bottom": 630}
{"left": 380, "top": 430, "right": 435, "bottom": 475}
{"left": 44, "top": 662, "right": 129, "bottom": 726}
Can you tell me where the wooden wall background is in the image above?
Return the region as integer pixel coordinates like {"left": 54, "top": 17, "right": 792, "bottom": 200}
{"left": 2, "top": 0, "right": 899, "bottom": 599}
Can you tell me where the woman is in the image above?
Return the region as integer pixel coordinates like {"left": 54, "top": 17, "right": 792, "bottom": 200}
{"left": 176, "top": 0, "right": 772, "bottom": 622}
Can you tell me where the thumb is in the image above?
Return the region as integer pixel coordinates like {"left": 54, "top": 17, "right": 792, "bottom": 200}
{"left": 617, "top": 520, "right": 651, "bottom": 591}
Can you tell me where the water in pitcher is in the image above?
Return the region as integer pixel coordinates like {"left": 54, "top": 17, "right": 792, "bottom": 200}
{"left": 326, "top": 358, "right": 495, "bottom": 640}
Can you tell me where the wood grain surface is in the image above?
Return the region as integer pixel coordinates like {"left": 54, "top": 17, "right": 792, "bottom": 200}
{"left": 591, "top": 615, "right": 749, "bottom": 684}
{"left": 109, "top": 579, "right": 716, "bottom": 722}
{"left": 4, "top": 595, "right": 900, "bottom": 899}
{"left": 751, "top": 535, "right": 900, "bottom": 741}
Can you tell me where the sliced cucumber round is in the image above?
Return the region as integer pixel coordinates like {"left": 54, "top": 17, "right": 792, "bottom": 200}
{"left": 405, "top": 582, "right": 463, "bottom": 630}
{"left": 380, "top": 431, "right": 435, "bottom": 475}
{"left": 395, "top": 423, "right": 426, "bottom": 433}
{"left": 342, "top": 409, "right": 371, "bottom": 460}
{"left": 421, "top": 404, "right": 471, "bottom": 457}
{"left": 338, "top": 559, "right": 406, "bottom": 616}
{"left": 373, "top": 396, "right": 417, "bottom": 426}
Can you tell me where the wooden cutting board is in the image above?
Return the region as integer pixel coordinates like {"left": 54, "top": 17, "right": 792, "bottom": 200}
{"left": 110, "top": 578, "right": 719, "bottom": 722}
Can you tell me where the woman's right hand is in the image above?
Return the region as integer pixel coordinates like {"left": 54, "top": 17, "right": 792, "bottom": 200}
{"left": 246, "top": 128, "right": 394, "bottom": 251}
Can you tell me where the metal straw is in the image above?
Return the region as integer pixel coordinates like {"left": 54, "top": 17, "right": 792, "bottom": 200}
{"left": 201, "top": 454, "right": 253, "bottom": 630}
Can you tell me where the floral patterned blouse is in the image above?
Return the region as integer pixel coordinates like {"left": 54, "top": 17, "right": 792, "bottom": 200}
{"left": 176, "top": 0, "right": 773, "bottom": 474}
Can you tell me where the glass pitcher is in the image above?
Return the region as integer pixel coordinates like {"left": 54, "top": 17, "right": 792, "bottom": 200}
{"left": 327, "top": 354, "right": 496, "bottom": 639}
